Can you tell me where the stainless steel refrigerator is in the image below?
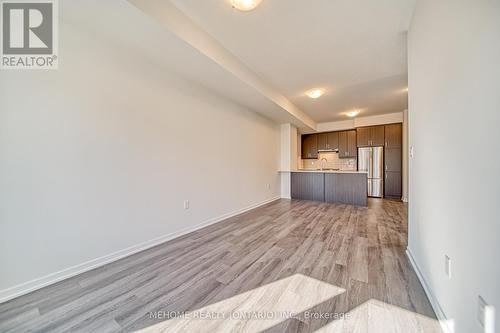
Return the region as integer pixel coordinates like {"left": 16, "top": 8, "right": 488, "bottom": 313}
{"left": 358, "top": 147, "right": 384, "bottom": 197}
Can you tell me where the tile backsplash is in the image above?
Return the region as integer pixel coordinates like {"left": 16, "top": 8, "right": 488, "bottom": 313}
{"left": 300, "top": 152, "right": 357, "bottom": 171}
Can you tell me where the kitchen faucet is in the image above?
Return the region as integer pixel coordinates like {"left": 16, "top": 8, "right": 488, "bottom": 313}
{"left": 320, "top": 158, "right": 328, "bottom": 171}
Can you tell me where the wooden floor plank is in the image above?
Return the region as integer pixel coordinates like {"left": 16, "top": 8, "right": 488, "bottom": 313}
{"left": 0, "top": 198, "right": 437, "bottom": 333}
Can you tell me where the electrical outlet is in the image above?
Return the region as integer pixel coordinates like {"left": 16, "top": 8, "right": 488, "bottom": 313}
{"left": 266, "top": 183, "right": 271, "bottom": 190}
{"left": 444, "top": 255, "right": 451, "bottom": 279}
{"left": 183, "top": 200, "right": 189, "bottom": 210}
{"left": 410, "top": 146, "right": 414, "bottom": 158}
{"left": 478, "top": 296, "right": 495, "bottom": 333}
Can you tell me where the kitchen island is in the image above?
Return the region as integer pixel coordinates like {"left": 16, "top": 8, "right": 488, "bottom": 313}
{"left": 285, "top": 170, "right": 368, "bottom": 206}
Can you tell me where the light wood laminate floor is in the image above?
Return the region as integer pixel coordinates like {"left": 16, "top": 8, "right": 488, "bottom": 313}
{"left": 0, "top": 199, "right": 438, "bottom": 333}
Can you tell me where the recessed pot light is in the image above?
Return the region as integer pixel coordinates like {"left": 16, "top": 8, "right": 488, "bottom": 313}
{"left": 346, "top": 110, "right": 360, "bottom": 117}
{"left": 306, "top": 88, "right": 325, "bottom": 99}
{"left": 231, "top": 0, "right": 263, "bottom": 11}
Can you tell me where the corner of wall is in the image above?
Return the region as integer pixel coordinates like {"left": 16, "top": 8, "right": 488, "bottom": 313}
{"left": 406, "top": 248, "right": 455, "bottom": 333}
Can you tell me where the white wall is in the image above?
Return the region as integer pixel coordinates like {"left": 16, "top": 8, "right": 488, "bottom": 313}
{"left": 128, "top": 0, "right": 316, "bottom": 130}
{"left": 279, "top": 124, "right": 298, "bottom": 198}
{"left": 0, "top": 22, "right": 280, "bottom": 300}
{"left": 408, "top": 1, "right": 500, "bottom": 332}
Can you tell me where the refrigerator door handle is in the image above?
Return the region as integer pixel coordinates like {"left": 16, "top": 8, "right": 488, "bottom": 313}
{"left": 368, "top": 147, "right": 373, "bottom": 179}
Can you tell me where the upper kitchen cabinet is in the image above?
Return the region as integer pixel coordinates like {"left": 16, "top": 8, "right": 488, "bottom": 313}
{"left": 327, "top": 131, "right": 339, "bottom": 150}
{"left": 384, "top": 123, "right": 402, "bottom": 148}
{"left": 318, "top": 131, "right": 339, "bottom": 151}
{"left": 338, "top": 130, "right": 357, "bottom": 158}
{"left": 385, "top": 171, "right": 402, "bottom": 198}
{"left": 347, "top": 130, "right": 357, "bottom": 156}
{"left": 338, "top": 131, "right": 347, "bottom": 157}
{"left": 301, "top": 134, "right": 318, "bottom": 159}
{"left": 302, "top": 129, "right": 355, "bottom": 159}
{"left": 371, "top": 126, "right": 385, "bottom": 146}
{"left": 317, "top": 133, "right": 328, "bottom": 151}
{"left": 356, "top": 125, "right": 385, "bottom": 147}
{"left": 356, "top": 127, "right": 371, "bottom": 147}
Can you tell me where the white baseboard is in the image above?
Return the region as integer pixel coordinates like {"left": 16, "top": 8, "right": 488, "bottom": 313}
{"left": 406, "top": 248, "right": 454, "bottom": 333}
{"left": 0, "top": 196, "right": 280, "bottom": 304}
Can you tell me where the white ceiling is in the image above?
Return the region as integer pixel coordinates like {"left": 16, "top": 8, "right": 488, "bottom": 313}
{"left": 171, "top": 0, "right": 414, "bottom": 122}
{"left": 62, "top": 0, "right": 314, "bottom": 128}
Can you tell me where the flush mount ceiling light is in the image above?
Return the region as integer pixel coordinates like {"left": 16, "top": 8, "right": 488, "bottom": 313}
{"left": 230, "top": 0, "right": 263, "bottom": 11}
{"left": 346, "top": 110, "right": 360, "bottom": 117}
{"left": 306, "top": 88, "right": 325, "bottom": 99}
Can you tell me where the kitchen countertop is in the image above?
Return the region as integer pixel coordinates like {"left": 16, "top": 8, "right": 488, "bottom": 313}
{"left": 279, "top": 169, "right": 368, "bottom": 174}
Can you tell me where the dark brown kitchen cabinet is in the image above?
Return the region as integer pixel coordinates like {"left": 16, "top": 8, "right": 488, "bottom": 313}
{"left": 385, "top": 172, "right": 402, "bottom": 198}
{"left": 325, "top": 173, "right": 368, "bottom": 206}
{"left": 318, "top": 131, "right": 339, "bottom": 151}
{"left": 384, "top": 147, "right": 402, "bottom": 198}
{"left": 356, "top": 127, "right": 371, "bottom": 147}
{"left": 292, "top": 172, "right": 367, "bottom": 206}
{"left": 383, "top": 123, "right": 402, "bottom": 198}
{"left": 356, "top": 126, "right": 385, "bottom": 147}
{"left": 301, "top": 134, "right": 318, "bottom": 159}
{"left": 338, "top": 131, "right": 347, "bottom": 156}
{"left": 384, "top": 123, "right": 402, "bottom": 148}
{"left": 317, "top": 133, "right": 328, "bottom": 151}
{"left": 371, "top": 126, "right": 385, "bottom": 146}
{"left": 291, "top": 172, "right": 325, "bottom": 201}
{"left": 338, "top": 130, "right": 357, "bottom": 158}
{"left": 327, "top": 131, "right": 339, "bottom": 150}
{"left": 347, "top": 130, "right": 357, "bottom": 156}
{"left": 385, "top": 148, "right": 402, "bottom": 172}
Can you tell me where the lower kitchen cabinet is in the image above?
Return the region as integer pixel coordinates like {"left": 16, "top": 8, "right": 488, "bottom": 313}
{"left": 385, "top": 148, "right": 402, "bottom": 172}
{"left": 291, "top": 173, "right": 325, "bottom": 201}
{"left": 385, "top": 171, "right": 402, "bottom": 198}
{"left": 384, "top": 147, "right": 402, "bottom": 198}
{"left": 324, "top": 173, "right": 368, "bottom": 206}
{"left": 291, "top": 172, "right": 367, "bottom": 206}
